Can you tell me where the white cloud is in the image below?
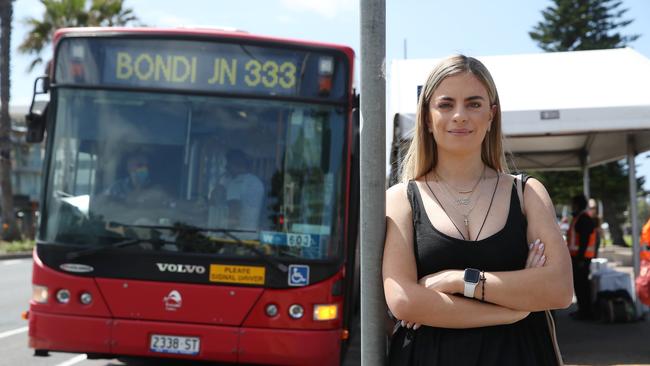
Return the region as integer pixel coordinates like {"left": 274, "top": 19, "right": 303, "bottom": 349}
{"left": 280, "top": 0, "right": 356, "bottom": 19}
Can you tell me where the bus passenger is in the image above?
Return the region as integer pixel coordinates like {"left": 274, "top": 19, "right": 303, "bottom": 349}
{"left": 210, "top": 149, "right": 264, "bottom": 232}
{"left": 383, "top": 55, "right": 572, "bottom": 365}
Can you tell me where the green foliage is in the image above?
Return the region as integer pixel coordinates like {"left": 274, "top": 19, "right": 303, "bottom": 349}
{"left": 529, "top": 0, "right": 640, "bottom": 52}
{"left": 532, "top": 160, "right": 645, "bottom": 245}
{"left": 0, "top": 0, "right": 22, "bottom": 241}
{"left": 639, "top": 195, "right": 650, "bottom": 226}
{"left": 534, "top": 161, "right": 645, "bottom": 205}
{"left": 0, "top": 239, "right": 35, "bottom": 254}
{"left": 18, "top": 0, "right": 141, "bottom": 71}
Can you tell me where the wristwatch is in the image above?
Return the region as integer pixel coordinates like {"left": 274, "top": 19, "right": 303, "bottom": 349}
{"left": 463, "top": 268, "right": 481, "bottom": 298}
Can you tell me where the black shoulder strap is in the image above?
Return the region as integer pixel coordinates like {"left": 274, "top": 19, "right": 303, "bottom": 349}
{"left": 515, "top": 173, "right": 531, "bottom": 215}
{"left": 406, "top": 180, "right": 417, "bottom": 218}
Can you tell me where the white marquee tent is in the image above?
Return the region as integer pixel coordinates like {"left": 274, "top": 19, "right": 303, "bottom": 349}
{"left": 389, "top": 48, "right": 650, "bottom": 285}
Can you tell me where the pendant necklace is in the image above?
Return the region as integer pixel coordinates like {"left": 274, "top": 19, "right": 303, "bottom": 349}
{"left": 435, "top": 165, "right": 485, "bottom": 207}
{"left": 425, "top": 169, "right": 500, "bottom": 241}
{"left": 436, "top": 174, "right": 482, "bottom": 227}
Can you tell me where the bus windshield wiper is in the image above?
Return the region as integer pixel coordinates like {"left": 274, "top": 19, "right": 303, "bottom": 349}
{"left": 106, "top": 222, "right": 288, "bottom": 273}
{"left": 176, "top": 225, "right": 289, "bottom": 273}
{"left": 65, "top": 236, "right": 174, "bottom": 260}
{"left": 88, "top": 222, "right": 289, "bottom": 273}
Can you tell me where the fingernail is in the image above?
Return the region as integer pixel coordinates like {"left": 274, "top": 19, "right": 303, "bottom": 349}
{"left": 401, "top": 320, "right": 405, "bottom": 327}
{"left": 535, "top": 239, "right": 541, "bottom": 245}
{"left": 539, "top": 243, "right": 545, "bottom": 250}
{"left": 414, "top": 324, "right": 420, "bottom": 330}
{"left": 529, "top": 243, "right": 533, "bottom": 249}
{"left": 541, "top": 255, "right": 546, "bottom": 262}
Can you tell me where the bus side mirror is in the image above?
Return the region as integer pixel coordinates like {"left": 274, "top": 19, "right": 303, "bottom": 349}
{"left": 26, "top": 76, "right": 50, "bottom": 143}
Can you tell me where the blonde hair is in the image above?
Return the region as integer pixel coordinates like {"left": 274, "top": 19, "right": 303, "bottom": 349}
{"left": 400, "top": 55, "right": 507, "bottom": 182}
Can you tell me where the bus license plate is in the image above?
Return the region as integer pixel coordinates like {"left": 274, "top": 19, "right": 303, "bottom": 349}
{"left": 150, "top": 334, "right": 200, "bottom": 355}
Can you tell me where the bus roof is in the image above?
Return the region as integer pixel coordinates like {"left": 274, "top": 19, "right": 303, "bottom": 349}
{"left": 53, "top": 27, "right": 354, "bottom": 58}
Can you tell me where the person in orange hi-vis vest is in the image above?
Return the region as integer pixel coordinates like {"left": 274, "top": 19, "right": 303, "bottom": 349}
{"left": 642, "top": 217, "right": 650, "bottom": 248}
{"left": 567, "top": 194, "right": 596, "bottom": 320}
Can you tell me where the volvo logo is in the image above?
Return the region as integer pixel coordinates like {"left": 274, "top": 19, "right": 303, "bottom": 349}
{"left": 156, "top": 263, "right": 206, "bottom": 274}
{"left": 163, "top": 290, "right": 182, "bottom": 311}
{"left": 60, "top": 263, "right": 94, "bottom": 273}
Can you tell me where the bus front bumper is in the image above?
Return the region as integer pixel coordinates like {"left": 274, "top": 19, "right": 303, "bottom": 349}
{"left": 28, "top": 310, "right": 341, "bottom": 365}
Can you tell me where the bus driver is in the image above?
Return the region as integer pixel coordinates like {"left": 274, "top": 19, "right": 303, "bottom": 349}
{"left": 103, "top": 151, "right": 167, "bottom": 205}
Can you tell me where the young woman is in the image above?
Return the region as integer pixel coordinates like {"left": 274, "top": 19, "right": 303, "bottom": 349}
{"left": 383, "top": 55, "right": 573, "bottom": 365}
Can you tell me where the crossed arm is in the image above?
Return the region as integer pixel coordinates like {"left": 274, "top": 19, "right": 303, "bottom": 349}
{"left": 382, "top": 180, "right": 573, "bottom": 329}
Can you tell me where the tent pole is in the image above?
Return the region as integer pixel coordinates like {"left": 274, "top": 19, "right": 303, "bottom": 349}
{"left": 580, "top": 150, "right": 591, "bottom": 200}
{"left": 583, "top": 166, "right": 590, "bottom": 199}
{"left": 581, "top": 151, "right": 590, "bottom": 199}
{"left": 627, "top": 134, "right": 643, "bottom": 314}
{"left": 627, "top": 135, "right": 641, "bottom": 276}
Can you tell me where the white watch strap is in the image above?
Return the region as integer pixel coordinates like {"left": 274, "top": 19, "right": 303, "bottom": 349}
{"left": 464, "top": 281, "right": 478, "bottom": 298}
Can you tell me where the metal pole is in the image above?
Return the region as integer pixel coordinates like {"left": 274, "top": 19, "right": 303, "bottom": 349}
{"left": 583, "top": 166, "right": 590, "bottom": 199}
{"left": 581, "top": 152, "right": 590, "bottom": 199}
{"left": 627, "top": 135, "right": 640, "bottom": 278}
{"left": 360, "top": 0, "right": 386, "bottom": 365}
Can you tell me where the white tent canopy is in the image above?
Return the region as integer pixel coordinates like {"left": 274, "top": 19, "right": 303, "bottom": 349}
{"left": 388, "top": 48, "right": 650, "bottom": 287}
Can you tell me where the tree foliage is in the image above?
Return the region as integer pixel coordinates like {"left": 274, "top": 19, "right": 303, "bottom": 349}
{"left": 529, "top": 0, "right": 643, "bottom": 245}
{"left": 530, "top": 0, "right": 640, "bottom": 52}
{"left": 0, "top": 0, "right": 21, "bottom": 240}
{"left": 533, "top": 163, "right": 645, "bottom": 245}
{"left": 18, "top": 0, "right": 140, "bottom": 71}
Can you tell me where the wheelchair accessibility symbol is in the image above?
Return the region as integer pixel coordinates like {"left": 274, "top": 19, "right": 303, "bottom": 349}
{"left": 288, "top": 265, "right": 310, "bottom": 286}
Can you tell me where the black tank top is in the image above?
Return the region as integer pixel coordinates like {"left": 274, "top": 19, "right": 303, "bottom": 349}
{"left": 410, "top": 179, "right": 528, "bottom": 277}
{"left": 388, "top": 178, "right": 559, "bottom": 366}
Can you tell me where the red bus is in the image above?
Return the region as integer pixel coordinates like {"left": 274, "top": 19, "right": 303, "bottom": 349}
{"left": 24, "top": 27, "right": 359, "bottom": 365}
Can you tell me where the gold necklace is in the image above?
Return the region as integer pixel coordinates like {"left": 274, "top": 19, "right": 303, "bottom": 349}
{"left": 437, "top": 165, "right": 485, "bottom": 195}
{"left": 435, "top": 171, "right": 485, "bottom": 227}
{"left": 435, "top": 165, "right": 486, "bottom": 207}
{"left": 425, "top": 171, "right": 501, "bottom": 241}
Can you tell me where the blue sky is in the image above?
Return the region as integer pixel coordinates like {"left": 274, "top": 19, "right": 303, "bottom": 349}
{"left": 9, "top": 0, "right": 650, "bottom": 188}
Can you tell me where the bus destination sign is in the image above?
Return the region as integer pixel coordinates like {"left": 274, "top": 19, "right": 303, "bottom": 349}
{"left": 55, "top": 38, "right": 347, "bottom": 99}
{"left": 104, "top": 46, "right": 298, "bottom": 94}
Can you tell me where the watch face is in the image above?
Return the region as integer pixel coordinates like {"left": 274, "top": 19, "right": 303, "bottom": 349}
{"left": 464, "top": 268, "right": 480, "bottom": 283}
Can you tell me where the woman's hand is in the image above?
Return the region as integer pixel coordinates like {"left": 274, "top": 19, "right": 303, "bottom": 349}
{"left": 526, "top": 238, "right": 546, "bottom": 268}
{"left": 418, "top": 269, "right": 460, "bottom": 294}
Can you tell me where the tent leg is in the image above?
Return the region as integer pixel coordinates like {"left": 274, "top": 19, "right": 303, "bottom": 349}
{"left": 581, "top": 152, "right": 590, "bottom": 199}
{"left": 583, "top": 165, "right": 590, "bottom": 199}
{"left": 627, "top": 135, "right": 643, "bottom": 315}
{"left": 627, "top": 135, "right": 640, "bottom": 277}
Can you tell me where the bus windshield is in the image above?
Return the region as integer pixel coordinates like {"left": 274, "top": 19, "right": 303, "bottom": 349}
{"left": 42, "top": 88, "right": 347, "bottom": 261}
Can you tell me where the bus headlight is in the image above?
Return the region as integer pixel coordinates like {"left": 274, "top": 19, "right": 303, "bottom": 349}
{"left": 288, "top": 304, "right": 304, "bottom": 319}
{"left": 80, "top": 292, "right": 93, "bottom": 305}
{"left": 313, "top": 304, "right": 338, "bottom": 321}
{"left": 56, "top": 289, "right": 71, "bottom": 304}
{"left": 32, "top": 285, "right": 48, "bottom": 304}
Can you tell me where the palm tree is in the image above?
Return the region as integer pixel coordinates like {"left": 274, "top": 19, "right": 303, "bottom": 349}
{"left": 19, "top": 0, "right": 140, "bottom": 71}
{"left": 0, "top": 0, "right": 20, "bottom": 240}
